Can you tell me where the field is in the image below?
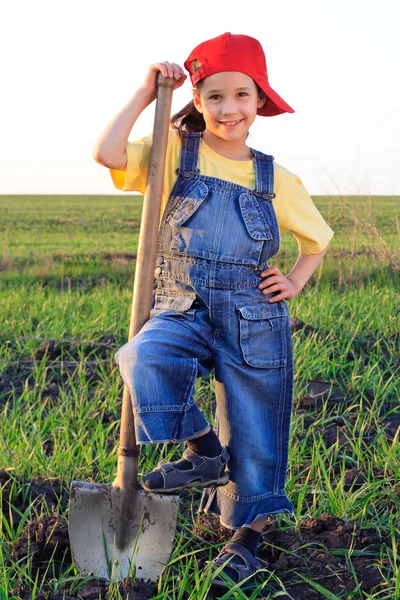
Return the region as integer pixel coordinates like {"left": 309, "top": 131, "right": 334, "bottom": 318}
{"left": 0, "top": 194, "right": 399, "bottom": 599}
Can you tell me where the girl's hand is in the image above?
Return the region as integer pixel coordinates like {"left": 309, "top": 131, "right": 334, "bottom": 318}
{"left": 258, "top": 266, "right": 301, "bottom": 303}
{"left": 140, "top": 62, "right": 187, "bottom": 100}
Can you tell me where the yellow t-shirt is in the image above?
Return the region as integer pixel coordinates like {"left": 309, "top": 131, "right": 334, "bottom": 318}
{"left": 109, "top": 129, "right": 334, "bottom": 255}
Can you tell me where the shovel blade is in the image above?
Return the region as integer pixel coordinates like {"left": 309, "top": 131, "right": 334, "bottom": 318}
{"left": 69, "top": 481, "right": 180, "bottom": 583}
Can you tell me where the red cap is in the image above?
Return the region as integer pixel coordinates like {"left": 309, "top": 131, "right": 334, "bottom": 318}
{"left": 184, "top": 32, "right": 294, "bottom": 117}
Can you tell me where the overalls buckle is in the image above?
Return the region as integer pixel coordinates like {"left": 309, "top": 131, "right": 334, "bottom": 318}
{"left": 175, "top": 168, "right": 200, "bottom": 181}
{"left": 259, "top": 192, "right": 276, "bottom": 202}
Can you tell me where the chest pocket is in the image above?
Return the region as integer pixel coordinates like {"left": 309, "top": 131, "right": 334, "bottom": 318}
{"left": 166, "top": 181, "right": 273, "bottom": 266}
{"left": 239, "top": 193, "right": 273, "bottom": 241}
{"left": 166, "top": 181, "right": 209, "bottom": 227}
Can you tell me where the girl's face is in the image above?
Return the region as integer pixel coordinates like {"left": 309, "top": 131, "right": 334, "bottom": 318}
{"left": 192, "top": 71, "right": 266, "bottom": 143}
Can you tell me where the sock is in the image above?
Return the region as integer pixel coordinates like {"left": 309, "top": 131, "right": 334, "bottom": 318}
{"left": 231, "top": 526, "right": 262, "bottom": 556}
{"left": 219, "top": 527, "right": 262, "bottom": 583}
{"left": 186, "top": 428, "right": 223, "bottom": 458}
{"left": 142, "top": 429, "right": 223, "bottom": 490}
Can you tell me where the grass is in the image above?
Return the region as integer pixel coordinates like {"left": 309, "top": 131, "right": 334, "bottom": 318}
{"left": 0, "top": 192, "right": 399, "bottom": 598}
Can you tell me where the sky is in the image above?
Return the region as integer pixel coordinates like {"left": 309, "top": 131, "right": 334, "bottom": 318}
{"left": 1, "top": 0, "right": 399, "bottom": 196}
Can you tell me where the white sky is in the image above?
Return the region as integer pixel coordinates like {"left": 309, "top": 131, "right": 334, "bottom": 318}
{"left": 1, "top": 0, "right": 399, "bottom": 196}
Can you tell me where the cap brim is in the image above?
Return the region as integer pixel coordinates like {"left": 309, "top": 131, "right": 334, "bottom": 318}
{"left": 257, "top": 81, "right": 295, "bottom": 116}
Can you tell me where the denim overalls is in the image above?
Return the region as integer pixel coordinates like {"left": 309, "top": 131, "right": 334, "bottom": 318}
{"left": 115, "top": 132, "right": 295, "bottom": 530}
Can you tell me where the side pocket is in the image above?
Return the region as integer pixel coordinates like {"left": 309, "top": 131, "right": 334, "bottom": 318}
{"left": 151, "top": 294, "right": 199, "bottom": 321}
{"left": 236, "top": 301, "right": 287, "bottom": 368}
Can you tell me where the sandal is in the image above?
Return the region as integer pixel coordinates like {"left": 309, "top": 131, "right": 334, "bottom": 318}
{"left": 140, "top": 445, "right": 230, "bottom": 493}
{"left": 205, "top": 542, "right": 269, "bottom": 589}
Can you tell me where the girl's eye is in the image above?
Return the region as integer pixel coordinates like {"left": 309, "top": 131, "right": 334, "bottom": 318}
{"left": 209, "top": 93, "right": 248, "bottom": 100}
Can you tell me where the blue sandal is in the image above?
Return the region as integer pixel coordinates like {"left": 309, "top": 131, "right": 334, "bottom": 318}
{"left": 140, "top": 446, "right": 230, "bottom": 493}
{"left": 206, "top": 542, "right": 269, "bottom": 588}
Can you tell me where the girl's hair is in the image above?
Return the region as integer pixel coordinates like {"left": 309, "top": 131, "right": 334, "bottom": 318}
{"left": 170, "top": 79, "right": 206, "bottom": 139}
{"left": 170, "top": 60, "right": 265, "bottom": 141}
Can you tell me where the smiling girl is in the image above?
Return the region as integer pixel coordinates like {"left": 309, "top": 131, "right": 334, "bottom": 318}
{"left": 93, "top": 32, "right": 334, "bottom": 588}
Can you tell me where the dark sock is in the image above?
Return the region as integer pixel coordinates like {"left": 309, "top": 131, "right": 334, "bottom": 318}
{"left": 231, "top": 526, "right": 262, "bottom": 556}
{"left": 142, "top": 429, "right": 223, "bottom": 489}
{"left": 219, "top": 527, "right": 262, "bottom": 583}
{"left": 186, "top": 428, "right": 222, "bottom": 458}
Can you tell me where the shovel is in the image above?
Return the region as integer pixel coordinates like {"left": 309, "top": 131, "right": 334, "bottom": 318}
{"left": 68, "top": 73, "right": 180, "bottom": 583}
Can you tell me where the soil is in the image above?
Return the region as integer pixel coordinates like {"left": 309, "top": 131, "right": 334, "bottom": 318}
{"left": 3, "top": 466, "right": 398, "bottom": 599}
{"left": 192, "top": 511, "right": 391, "bottom": 598}
{"left": 6, "top": 493, "right": 395, "bottom": 599}
{"left": 2, "top": 317, "right": 399, "bottom": 598}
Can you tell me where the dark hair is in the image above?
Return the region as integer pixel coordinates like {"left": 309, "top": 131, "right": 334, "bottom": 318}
{"left": 170, "top": 80, "right": 206, "bottom": 140}
{"left": 170, "top": 78, "right": 266, "bottom": 142}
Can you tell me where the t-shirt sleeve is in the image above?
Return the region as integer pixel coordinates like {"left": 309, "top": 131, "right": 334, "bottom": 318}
{"left": 281, "top": 173, "right": 335, "bottom": 254}
{"left": 109, "top": 133, "right": 153, "bottom": 193}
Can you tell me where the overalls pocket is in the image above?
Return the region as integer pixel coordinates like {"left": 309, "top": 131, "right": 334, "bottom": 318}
{"left": 151, "top": 293, "right": 199, "bottom": 321}
{"left": 238, "top": 193, "right": 273, "bottom": 241}
{"left": 166, "top": 181, "right": 209, "bottom": 227}
{"left": 236, "top": 301, "right": 287, "bottom": 368}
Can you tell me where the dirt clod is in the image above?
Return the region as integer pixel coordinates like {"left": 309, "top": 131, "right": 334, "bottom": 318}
{"left": 10, "top": 515, "right": 71, "bottom": 576}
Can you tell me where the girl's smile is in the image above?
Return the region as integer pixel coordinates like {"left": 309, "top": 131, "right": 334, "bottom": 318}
{"left": 218, "top": 119, "right": 244, "bottom": 128}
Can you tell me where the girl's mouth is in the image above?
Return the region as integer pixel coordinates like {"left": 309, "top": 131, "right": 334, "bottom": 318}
{"left": 218, "top": 119, "right": 243, "bottom": 128}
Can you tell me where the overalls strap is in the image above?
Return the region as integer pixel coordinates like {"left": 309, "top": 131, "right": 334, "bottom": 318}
{"left": 251, "top": 148, "right": 276, "bottom": 201}
{"left": 176, "top": 132, "right": 276, "bottom": 201}
{"left": 175, "top": 131, "right": 202, "bottom": 179}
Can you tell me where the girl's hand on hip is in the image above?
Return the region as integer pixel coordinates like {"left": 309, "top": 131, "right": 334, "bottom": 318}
{"left": 140, "top": 62, "right": 187, "bottom": 99}
{"left": 258, "top": 266, "right": 300, "bottom": 303}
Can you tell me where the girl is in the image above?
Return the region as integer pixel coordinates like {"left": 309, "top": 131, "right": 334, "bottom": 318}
{"left": 93, "top": 32, "right": 334, "bottom": 588}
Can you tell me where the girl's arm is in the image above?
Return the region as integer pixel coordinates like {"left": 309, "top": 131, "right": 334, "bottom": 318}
{"left": 92, "top": 62, "right": 187, "bottom": 170}
{"left": 258, "top": 242, "right": 331, "bottom": 303}
{"left": 92, "top": 88, "right": 156, "bottom": 170}
{"left": 286, "top": 243, "right": 330, "bottom": 293}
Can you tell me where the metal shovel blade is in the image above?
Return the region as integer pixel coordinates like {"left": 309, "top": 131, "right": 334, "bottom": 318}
{"left": 69, "top": 480, "right": 180, "bottom": 582}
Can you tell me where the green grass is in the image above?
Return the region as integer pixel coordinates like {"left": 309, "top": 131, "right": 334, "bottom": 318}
{"left": 0, "top": 193, "right": 399, "bottom": 598}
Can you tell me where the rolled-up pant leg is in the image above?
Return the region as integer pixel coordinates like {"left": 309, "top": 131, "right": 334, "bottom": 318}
{"left": 115, "top": 312, "right": 215, "bottom": 444}
{"left": 199, "top": 314, "right": 295, "bottom": 529}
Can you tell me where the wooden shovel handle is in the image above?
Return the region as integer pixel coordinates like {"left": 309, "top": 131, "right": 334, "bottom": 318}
{"left": 117, "top": 74, "right": 175, "bottom": 482}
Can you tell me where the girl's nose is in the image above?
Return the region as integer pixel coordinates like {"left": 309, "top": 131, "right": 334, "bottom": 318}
{"left": 221, "top": 101, "right": 239, "bottom": 116}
